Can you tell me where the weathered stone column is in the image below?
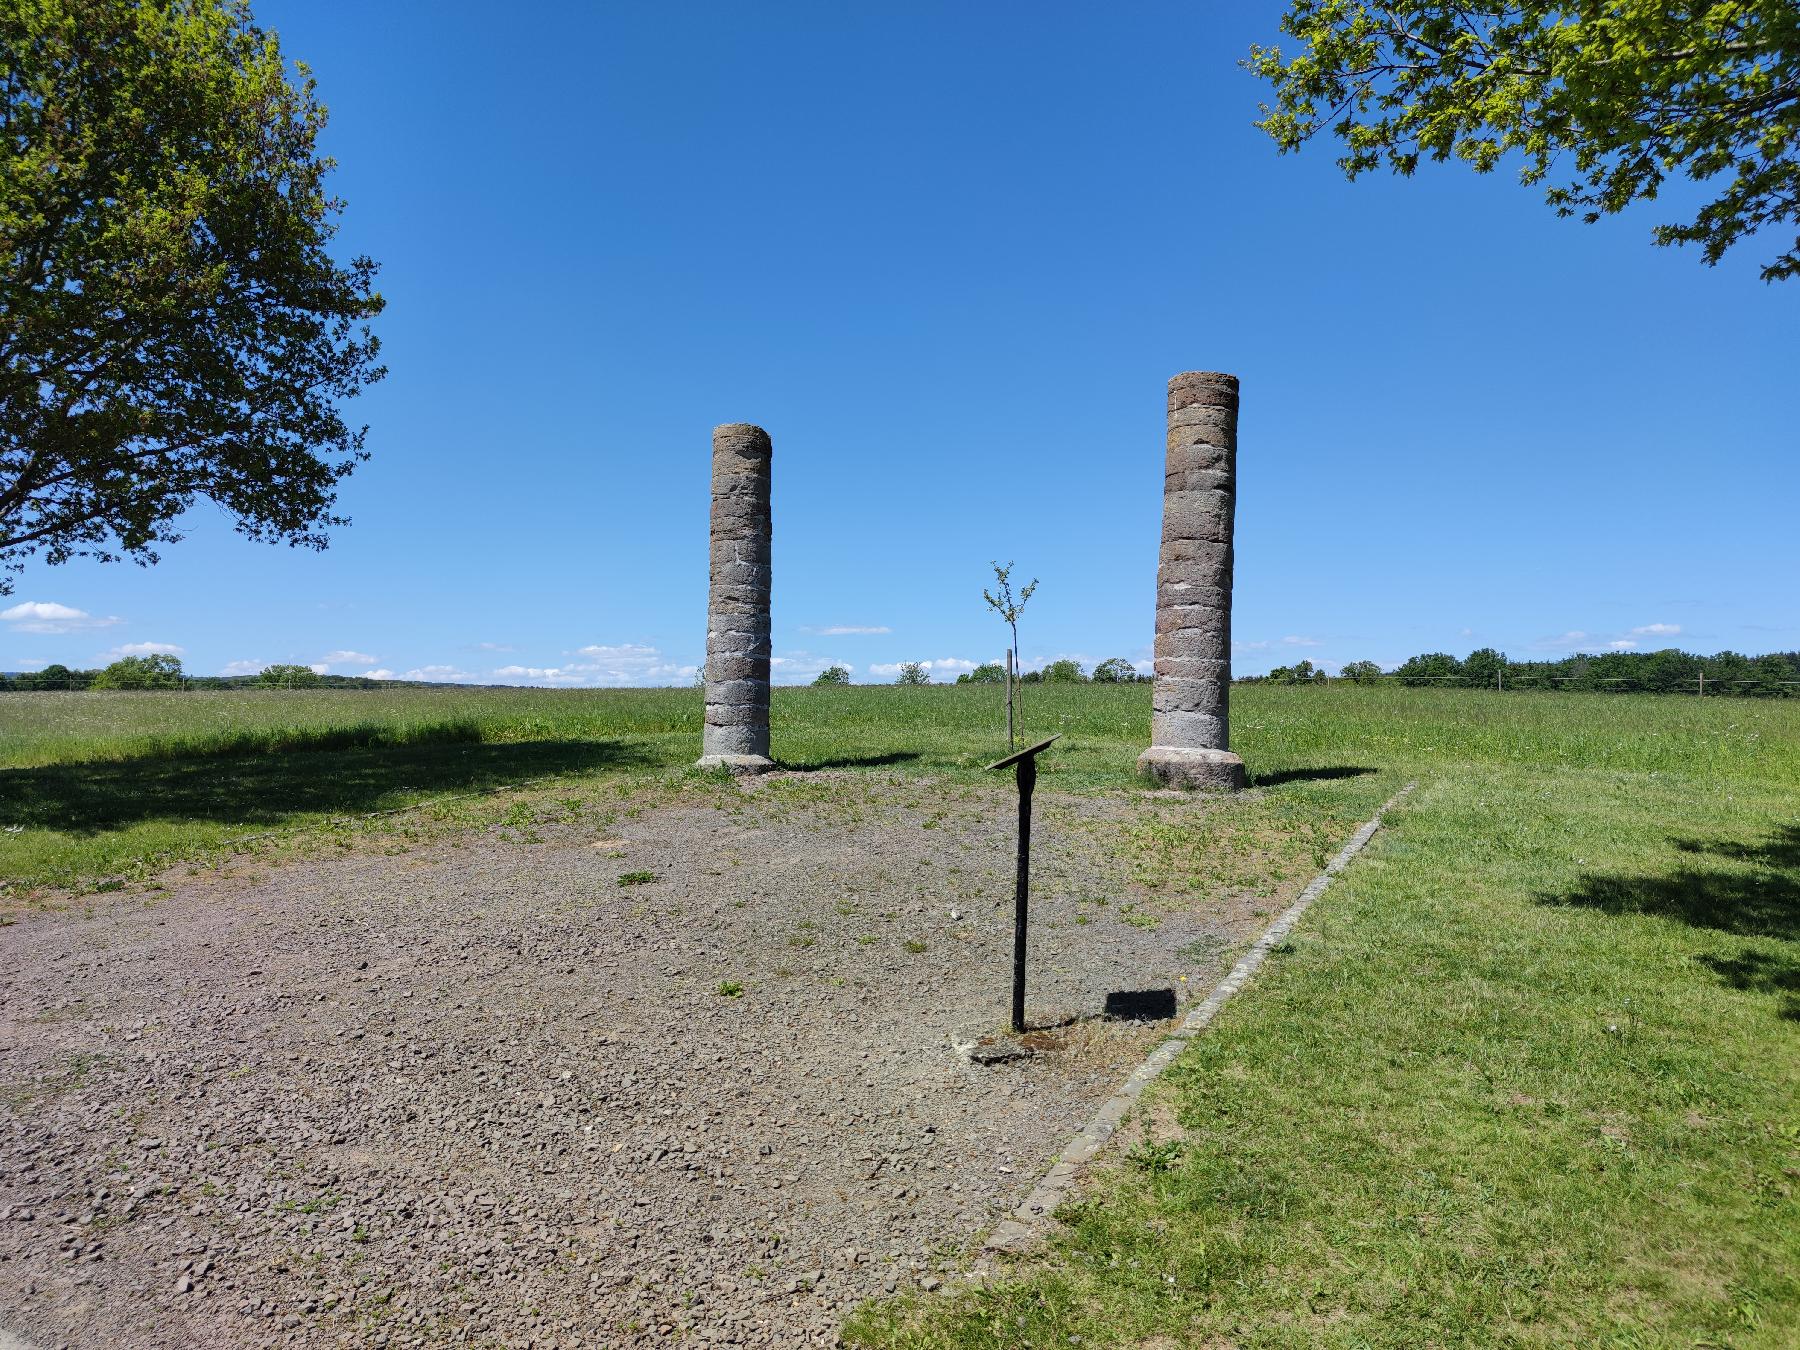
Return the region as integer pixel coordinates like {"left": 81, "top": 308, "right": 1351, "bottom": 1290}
{"left": 698, "top": 423, "right": 774, "bottom": 773}
{"left": 1138, "top": 372, "right": 1246, "bottom": 790}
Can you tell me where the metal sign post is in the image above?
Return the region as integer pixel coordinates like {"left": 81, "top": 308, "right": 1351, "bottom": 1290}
{"left": 986, "top": 734, "right": 1060, "bottom": 1034}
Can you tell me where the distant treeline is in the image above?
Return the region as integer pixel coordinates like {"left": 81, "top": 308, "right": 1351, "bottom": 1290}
{"left": 817, "top": 658, "right": 1147, "bottom": 686}
{"left": 953, "top": 658, "right": 1145, "bottom": 685}
{"left": 0, "top": 656, "right": 402, "bottom": 692}
{"left": 14, "top": 647, "right": 1798, "bottom": 696}
{"left": 1244, "top": 648, "right": 1800, "bottom": 696}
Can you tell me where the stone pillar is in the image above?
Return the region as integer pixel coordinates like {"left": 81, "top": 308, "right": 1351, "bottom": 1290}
{"left": 1138, "top": 372, "right": 1246, "bottom": 790}
{"left": 698, "top": 423, "right": 774, "bottom": 773}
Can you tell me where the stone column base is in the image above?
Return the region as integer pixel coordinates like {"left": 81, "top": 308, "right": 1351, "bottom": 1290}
{"left": 1137, "top": 745, "right": 1246, "bottom": 791}
{"left": 696, "top": 753, "right": 776, "bottom": 775}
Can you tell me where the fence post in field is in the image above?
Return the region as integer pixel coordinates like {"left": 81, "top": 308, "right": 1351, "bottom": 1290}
{"left": 697, "top": 423, "right": 775, "bottom": 773}
{"left": 1138, "top": 371, "right": 1247, "bottom": 791}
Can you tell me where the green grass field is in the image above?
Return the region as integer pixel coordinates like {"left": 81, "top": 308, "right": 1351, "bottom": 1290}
{"left": 5, "top": 682, "right": 1796, "bottom": 896}
{"left": 3, "top": 683, "right": 1797, "bottom": 1343}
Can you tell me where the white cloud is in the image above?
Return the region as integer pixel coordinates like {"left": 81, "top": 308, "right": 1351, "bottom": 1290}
{"left": 866, "top": 657, "right": 978, "bottom": 683}
{"left": 1233, "top": 635, "right": 1321, "bottom": 652}
{"left": 363, "top": 668, "right": 397, "bottom": 680}
{"left": 494, "top": 664, "right": 590, "bottom": 686}
{"left": 403, "top": 665, "right": 479, "bottom": 683}
{"left": 573, "top": 643, "right": 696, "bottom": 685}
{"left": 101, "top": 641, "right": 186, "bottom": 660}
{"left": 487, "top": 643, "right": 698, "bottom": 687}
{"left": 804, "top": 624, "right": 892, "bottom": 636}
{"left": 309, "top": 663, "right": 330, "bottom": 675}
{"left": 1534, "top": 624, "right": 1683, "bottom": 655}
{"left": 320, "top": 649, "right": 377, "bottom": 666}
{"left": 220, "top": 659, "right": 265, "bottom": 677}
{"left": 770, "top": 651, "right": 857, "bottom": 684}
{"left": 473, "top": 641, "right": 515, "bottom": 652}
{"left": 1531, "top": 630, "right": 1595, "bottom": 652}
{"left": 2, "top": 601, "right": 121, "bottom": 634}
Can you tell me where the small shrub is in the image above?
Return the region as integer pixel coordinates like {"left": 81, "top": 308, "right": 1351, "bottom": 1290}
{"left": 716, "top": 981, "right": 744, "bottom": 998}
{"left": 902, "top": 939, "right": 928, "bottom": 954}
{"left": 616, "top": 870, "right": 657, "bottom": 887}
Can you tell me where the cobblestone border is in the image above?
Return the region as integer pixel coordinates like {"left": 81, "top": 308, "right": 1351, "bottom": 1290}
{"left": 981, "top": 781, "right": 1417, "bottom": 1257}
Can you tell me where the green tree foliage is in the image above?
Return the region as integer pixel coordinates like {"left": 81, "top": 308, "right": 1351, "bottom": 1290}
{"left": 1640, "top": 647, "right": 1700, "bottom": 692}
{"left": 1040, "top": 658, "right": 1086, "bottom": 683}
{"left": 90, "top": 652, "right": 183, "bottom": 689}
{"left": 1091, "top": 657, "right": 1141, "bottom": 683}
{"left": 982, "top": 561, "right": 1037, "bottom": 674}
{"left": 0, "top": 0, "right": 385, "bottom": 595}
{"left": 1462, "top": 647, "right": 1508, "bottom": 687}
{"left": 1266, "top": 659, "right": 1323, "bottom": 684}
{"left": 258, "top": 663, "right": 321, "bottom": 687}
{"left": 894, "top": 662, "right": 930, "bottom": 686}
{"left": 811, "top": 664, "right": 851, "bottom": 686}
{"left": 1749, "top": 652, "right": 1796, "bottom": 695}
{"left": 956, "top": 662, "right": 1006, "bottom": 684}
{"left": 1373, "top": 645, "right": 1800, "bottom": 695}
{"left": 1250, "top": 3, "right": 1800, "bottom": 280}
{"left": 11, "top": 660, "right": 87, "bottom": 689}
{"left": 1340, "top": 659, "right": 1384, "bottom": 683}
{"left": 1395, "top": 651, "right": 1464, "bottom": 684}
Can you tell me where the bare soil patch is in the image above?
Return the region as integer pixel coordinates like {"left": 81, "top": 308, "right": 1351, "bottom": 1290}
{"left": 2, "top": 775, "right": 1283, "bottom": 1348}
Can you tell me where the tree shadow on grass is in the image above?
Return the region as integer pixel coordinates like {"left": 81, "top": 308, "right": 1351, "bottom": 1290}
{"left": 1541, "top": 824, "right": 1800, "bottom": 1018}
{"left": 1540, "top": 825, "right": 1800, "bottom": 942}
{"left": 1250, "top": 765, "right": 1377, "bottom": 788}
{"left": 1675, "top": 826, "right": 1800, "bottom": 871}
{"left": 0, "top": 738, "right": 650, "bottom": 835}
{"left": 1695, "top": 949, "right": 1800, "bottom": 1022}
{"left": 773, "top": 751, "right": 922, "bottom": 771}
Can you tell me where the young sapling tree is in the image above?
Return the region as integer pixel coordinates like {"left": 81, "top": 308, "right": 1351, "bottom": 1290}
{"left": 982, "top": 560, "right": 1038, "bottom": 746}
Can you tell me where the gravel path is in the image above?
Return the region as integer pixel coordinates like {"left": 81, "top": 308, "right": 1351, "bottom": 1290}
{"left": 1, "top": 774, "right": 1274, "bottom": 1348}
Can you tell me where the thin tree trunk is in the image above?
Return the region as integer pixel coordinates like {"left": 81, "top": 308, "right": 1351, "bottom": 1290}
{"left": 1005, "top": 647, "right": 1015, "bottom": 747}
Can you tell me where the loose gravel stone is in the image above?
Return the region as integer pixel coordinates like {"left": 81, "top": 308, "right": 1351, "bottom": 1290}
{"left": 0, "top": 775, "right": 1278, "bottom": 1347}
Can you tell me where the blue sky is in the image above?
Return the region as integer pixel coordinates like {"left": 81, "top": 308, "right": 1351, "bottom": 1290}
{"left": 5, "top": 2, "right": 1795, "bottom": 683}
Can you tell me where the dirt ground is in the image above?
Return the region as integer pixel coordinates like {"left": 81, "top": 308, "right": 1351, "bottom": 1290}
{"left": 1, "top": 774, "right": 1282, "bottom": 1348}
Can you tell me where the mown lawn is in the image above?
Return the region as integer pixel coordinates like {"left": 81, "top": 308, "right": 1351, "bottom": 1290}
{"left": 845, "top": 702, "right": 1800, "bottom": 1347}
{"left": 2, "top": 682, "right": 1796, "bottom": 897}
